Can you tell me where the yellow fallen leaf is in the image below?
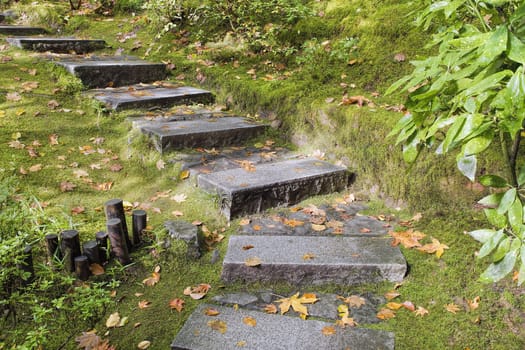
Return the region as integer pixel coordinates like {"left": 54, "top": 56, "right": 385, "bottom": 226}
{"left": 204, "top": 307, "right": 220, "bottom": 316}
{"left": 180, "top": 169, "right": 190, "bottom": 180}
{"left": 106, "top": 312, "right": 120, "bottom": 328}
{"left": 467, "top": 296, "right": 480, "bottom": 311}
{"left": 445, "top": 303, "right": 460, "bottom": 314}
{"left": 386, "top": 302, "right": 403, "bottom": 310}
{"left": 245, "top": 257, "right": 262, "bottom": 267}
{"left": 263, "top": 304, "right": 278, "bottom": 314}
{"left": 311, "top": 224, "right": 326, "bottom": 231}
{"left": 243, "top": 316, "right": 257, "bottom": 327}
{"left": 376, "top": 308, "right": 396, "bottom": 320}
{"left": 414, "top": 306, "right": 429, "bottom": 317}
{"left": 208, "top": 319, "right": 227, "bottom": 334}
{"left": 137, "top": 340, "right": 151, "bottom": 349}
{"left": 322, "top": 326, "right": 337, "bottom": 336}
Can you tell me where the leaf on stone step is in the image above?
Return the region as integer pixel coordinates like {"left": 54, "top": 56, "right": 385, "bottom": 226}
{"left": 239, "top": 218, "right": 251, "bottom": 226}
{"left": 252, "top": 225, "right": 262, "bottom": 231}
{"left": 245, "top": 257, "right": 262, "bottom": 267}
{"left": 207, "top": 319, "right": 227, "bottom": 334}
{"left": 336, "top": 304, "right": 357, "bottom": 327}
{"left": 360, "top": 227, "right": 371, "bottom": 233}
{"left": 337, "top": 295, "right": 366, "bottom": 308}
{"left": 376, "top": 308, "right": 396, "bottom": 320}
{"left": 243, "top": 316, "right": 257, "bottom": 327}
{"left": 322, "top": 326, "right": 337, "bottom": 335}
{"left": 263, "top": 304, "right": 278, "bottom": 314}
{"left": 284, "top": 219, "right": 304, "bottom": 227}
{"left": 303, "top": 253, "right": 316, "bottom": 260}
{"left": 311, "top": 224, "right": 326, "bottom": 232}
{"left": 236, "top": 340, "right": 247, "bottom": 347}
{"left": 169, "top": 298, "right": 185, "bottom": 312}
{"left": 242, "top": 245, "right": 254, "bottom": 250}
{"left": 236, "top": 160, "right": 256, "bottom": 172}
{"left": 276, "top": 293, "right": 317, "bottom": 316}
{"left": 204, "top": 307, "right": 219, "bottom": 316}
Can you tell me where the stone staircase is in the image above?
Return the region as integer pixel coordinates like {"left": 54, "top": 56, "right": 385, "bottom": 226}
{"left": 1, "top": 21, "right": 405, "bottom": 350}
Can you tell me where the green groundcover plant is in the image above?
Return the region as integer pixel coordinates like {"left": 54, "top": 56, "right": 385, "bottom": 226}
{"left": 388, "top": 0, "right": 525, "bottom": 284}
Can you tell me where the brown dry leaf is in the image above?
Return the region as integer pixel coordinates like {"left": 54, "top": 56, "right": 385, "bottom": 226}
{"left": 243, "top": 316, "right": 257, "bottom": 327}
{"left": 71, "top": 206, "right": 85, "bottom": 215}
{"left": 106, "top": 312, "right": 120, "bottom": 328}
{"left": 60, "top": 181, "right": 76, "bottom": 192}
{"left": 386, "top": 302, "right": 403, "bottom": 310}
{"left": 47, "top": 100, "right": 60, "bottom": 109}
{"left": 184, "top": 283, "right": 211, "bottom": 300}
{"left": 284, "top": 219, "right": 304, "bottom": 227}
{"left": 239, "top": 218, "right": 251, "bottom": 226}
{"left": 6, "top": 92, "right": 21, "bottom": 101}
{"left": 414, "top": 306, "right": 429, "bottom": 317}
{"left": 75, "top": 331, "right": 102, "bottom": 349}
{"left": 90, "top": 263, "right": 105, "bottom": 276}
{"left": 236, "top": 340, "right": 247, "bottom": 347}
{"left": 336, "top": 304, "right": 357, "bottom": 327}
{"left": 137, "top": 340, "right": 151, "bottom": 349}
{"left": 109, "top": 163, "right": 123, "bottom": 172}
{"left": 170, "top": 193, "right": 187, "bottom": 203}
{"left": 402, "top": 301, "right": 416, "bottom": 312}
{"left": 207, "top": 319, "right": 227, "bottom": 334}
{"left": 73, "top": 169, "right": 89, "bottom": 178}
{"left": 138, "top": 300, "right": 151, "bottom": 309}
{"left": 242, "top": 245, "right": 254, "bottom": 250}
{"left": 445, "top": 303, "right": 461, "bottom": 314}
{"left": 142, "top": 272, "right": 160, "bottom": 287}
{"left": 339, "top": 95, "right": 370, "bottom": 107}
{"left": 303, "top": 253, "right": 316, "bottom": 260}
{"left": 204, "top": 307, "right": 220, "bottom": 316}
{"left": 93, "top": 182, "right": 113, "bottom": 191}
{"left": 389, "top": 229, "right": 426, "bottom": 248}
{"left": 376, "top": 308, "right": 396, "bottom": 320}
{"left": 171, "top": 210, "right": 184, "bottom": 217}
{"left": 467, "top": 296, "right": 480, "bottom": 311}
{"left": 384, "top": 291, "right": 401, "bottom": 300}
{"left": 394, "top": 53, "right": 406, "bottom": 62}
{"left": 9, "top": 140, "right": 25, "bottom": 149}
{"left": 49, "top": 134, "right": 59, "bottom": 145}
{"left": 311, "top": 224, "right": 326, "bottom": 232}
{"left": 28, "top": 164, "right": 43, "bottom": 172}
{"left": 252, "top": 225, "right": 262, "bottom": 231}
{"left": 360, "top": 228, "right": 371, "bottom": 233}
{"left": 236, "top": 160, "right": 256, "bottom": 172}
{"left": 264, "top": 304, "right": 278, "bottom": 314}
{"left": 21, "top": 81, "right": 39, "bottom": 91}
{"left": 322, "top": 326, "right": 337, "bottom": 336}
{"left": 416, "top": 238, "right": 449, "bottom": 258}
{"left": 245, "top": 256, "right": 262, "bottom": 267}
{"left": 337, "top": 295, "right": 366, "bottom": 308}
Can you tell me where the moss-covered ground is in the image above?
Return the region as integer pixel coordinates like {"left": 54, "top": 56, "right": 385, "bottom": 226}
{"left": 0, "top": 0, "right": 523, "bottom": 349}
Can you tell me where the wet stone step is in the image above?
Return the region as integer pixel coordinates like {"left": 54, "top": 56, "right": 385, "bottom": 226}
{"left": 91, "top": 84, "right": 213, "bottom": 110}
{"left": 221, "top": 235, "right": 407, "bottom": 285}
{"left": 7, "top": 37, "right": 106, "bottom": 53}
{"left": 140, "top": 117, "right": 267, "bottom": 153}
{"left": 197, "top": 158, "right": 353, "bottom": 220}
{"left": 54, "top": 55, "right": 166, "bottom": 88}
{"left": 171, "top": 304, "right": 395, "bottom": 350}
{"left": 0, "top": 25, "right": 47, "bottom": 35}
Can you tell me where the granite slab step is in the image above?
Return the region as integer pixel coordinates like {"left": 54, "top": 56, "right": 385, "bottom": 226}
{"left": 171, "top": 304, "right": 394, "bottom": 350}
{"left": 197, "top": 158, "right": 353, "bottom": 219}
{"left": 221, "top": 235, "right": 406, "bottom": 285}
{"left": 139, "top": 117, "right": 267, "bottom": 152}
{"left": 0, "top": 25, "right": 47, "bottom": 35}
{"left": 7, "top": 37, "right": 106, "bottom": 53}
{"left": 54, "top": 56, "right": 166, "bottom": 88}
{"left": 90, "top": 84, "right": 213, "bottom": 110}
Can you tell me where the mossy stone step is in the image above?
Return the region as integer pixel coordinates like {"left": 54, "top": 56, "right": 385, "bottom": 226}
{"left": 7, "top": 37, "right": 106, "bottom": 53}
{"left": 197, "top": 158, "right": 353, "bottom": 220}
{"left": 90, "top": 84, "right": 213, "bottom": 110}
{"left": 171, "top": 304, "right": 395, "bottom": 350}
{"left": 221, "top": 235, "right": 406, "bottom": 285}
{"left": 139, "top": 116, "right": 267, "bottom": 152}
{"left": 0, "top": 25, "right": 47, "bottom": 35}
{"left": 54, "top": 55, "right": 166, "bottom": 88}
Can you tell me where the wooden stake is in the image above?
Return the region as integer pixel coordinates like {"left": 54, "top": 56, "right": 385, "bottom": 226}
{"left": 106, "top": 218, "right": 131, "bottom": 265}
{"left": 45, "top": 233, "right": 61, "bottom": 264}
{"left": 61, "top": 230, "right": 81, "bottom": 272}
{"left": 74, "top": 255, "right": 90, "bottom": 281}
{"left": 104, "top": 199, "right": 132, "bottom": 251}
{"left": 132, "top": 209, "right": 147, "bottom": 245}
{"left": 95, "top": 231, "right": 109, "bottom": 263}
{"left": 82, "top": 240, "right": 100, "bottom": 265}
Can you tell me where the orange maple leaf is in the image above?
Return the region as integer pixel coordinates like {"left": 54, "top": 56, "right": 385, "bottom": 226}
{"left": 388, "top": 229, "right": 426, "bottom": 248}
{"left": 416, "top": 238, "right": 449, "bottom": 258}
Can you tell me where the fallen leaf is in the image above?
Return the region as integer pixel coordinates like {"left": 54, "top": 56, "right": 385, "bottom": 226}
{"left": 303, "top": 253, "right": 316, "bottom": 260}
{"left": 284, "top": 219, "right": 304, "bottom": 227}
{"left": 138, "top": 300, "right": 151, "bottom": 309}
{"left": 73, "top": 169, "right": 89, "bottom": 178}
{"left": 377, "top": 308, "right": 396, "bottom": 320}
{"left": 394, "top": 53, "right": 406, "bottom": 62}
{"left": 142, "top": 272, "right": 160, "bottom": 287}
{"left": 337, "top": 295, "right": 366, "bottom": 308}
{"left": 171, "top": 210, "right": 184, "bottom": 217}
{"left": 445, "top": 303, "right": 461, "bottom": 314}
{"left": 156, "top": 159, "right": 165, "bottom": 170}
{"left": 264, "top": 304, "right": 278, "bottom": 314}
{"left": 47, "top": 100, "right": 60, "bottom": 109}
{"left": 204, "top": 307, "right": 219, "bottom": 316}
{"left": 184, "top": 283, "right": 211, "bottom": 300}
{"left": 236, "top": 340, "right": 247, "bottom": 347}
{"left": 180, "top": 169, "right": 190, "bottom": 180}
{"left": 336, "top": 304, "right": 357, "bottom": 327}
{"left": 415, "top": 306, "right": 429, "bottom": 317}
{"left": 106, "top": 312, "right": 120, "bottom": 328}
{"left": 8, "top": 140, "right": 25, "bottom": 149}
{"left": 236, "top": 160, "right": 256, "bottom": 172}
{"left": 245, "top": 257, "right": 262, "bottom": 267}
{"left": 239, "top": 218, "right": 251, "bottom": 226}
{"left": 243, "top": 316, "right": 257, "bottom": 327}
{"left": 90, "top": 263, "right": 105, "bottom": 275}
{"left": 416, "top": 238, "right": 449, "bottom": 258}
{"left": 386, "top": 302, "right": 403, "bottom": 310}
{"left": 389, "top": 229, "right": 426, "bottom": 248}
{"left": 75, "top": 331, "right": 101, "bottom": 349}
{"left": 21, "top": 81, "right": 38, "bottom": 91}
{"left": 322, "top": 326, "right": 337, "bottom": 335}
{"left": 93, "top": 182, "right": 113, "bottom": 191}
{"left": 242, "top": 245, "right": 254, "bottom": 250}
{"left": 276, "top": 293, "right": 318, "bottom": 316}
{"left": 71, "top": 206, "right": 85, "bottom": 215}
{"left": 60, "top": 181, "right": 76, "bottom": 192}
{"left": 137, "top": 340, "right": 151, "bottom": 349}
{"left": 28, "top": 164, "right": 43, "bottom": 172}
{"left": 339, "top": 95, "right": 370, "bottom": 107}
{"left": 402, "top": 301, "right": 416, "bottom": 312}
{"left": 6, "top": 92, "right": 21, "bottom": 101}
{"left": 467, "top": 296, "right": 480, "bottom": 311}
{"left": 171, "top": 193, "right": 187, "bottom": 203}
{"left": 252, "top": 225, "right": 262, "bottom": 231}
{"left": 48, "top": 134, "right": 59, "bottom": 145}
{"left": 384, "top": 291, "right": 400, "bottom": 300}
{"left": 109, "top": 163, "right": 123, "bottom": 172}
{"left": 311, "top": 224, "right": 326, "bottom": 232}
{"left": 207, "top": 319, "right": 227, "bottom": 334}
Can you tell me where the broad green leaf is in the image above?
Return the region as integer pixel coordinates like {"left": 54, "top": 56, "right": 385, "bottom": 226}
{"left": 457, "top": 154, "right": 477, "bottom": 181}
{"left": 387, "top": 113, "right": 413, "bottom": 138}
{"left": 518, "top": 163, "right": 525, "bottom": 186}
{"left": 462, "top": 134, "right": 492, "bottom": 155}
{"left": 478, "top": 229, "right": 504, "bottom": 259}
{"left": 457, "top": 70, "right": 513, "bottom": 99}
{"left": 478, "top": 193, "right": 504, "bottom": 206}
{"left": 402, "top": 137, "right": 419, "bottom": 163}
{"left": 479, "top": 175, "right": 508, "bottom": 188}
{"left": 492, "top": 237, "right": 511, "bottom": 262}
{"left": 443, "top": 115, "right": 466, "bottom": 152}
{"left": 518, "top": 262, "right": 525, "bottom": 286}
{"left": 468, "top": 229, "right": 497, "bottom": 243}
{"left": 479, "top": 249, "right": 517, "bottom": 283}
{"left": 497, "top": 188, "right": 517, "bottom": 215}
{"left": 483, "top": 0, "right": 511, "bottom": 5}
{"left": 508, "top": 33, "right": 525, "bottom": 65}
{"left": 484, "top": 208, "right": 508, "bottom": 228}
{"left": 508, "top": 198, "right": 523, "bottom": 234}
{"left": 507, "top": 66, "right": 525, "bottom": 102}
{"left": 478, "top": 25, "right": 508, "bottom": 65}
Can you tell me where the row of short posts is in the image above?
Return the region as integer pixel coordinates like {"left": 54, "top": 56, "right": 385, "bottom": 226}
{"left": 36, "top": 199, "right": 147, "bottom": 281}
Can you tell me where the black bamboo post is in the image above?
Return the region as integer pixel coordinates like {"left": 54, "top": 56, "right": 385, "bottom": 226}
{"left": 132, "top": 210, "right": 147, "bottom": 246}
{"left": 61, "top": 230, "right": 81, "bottom": 272}
{"left": 104, "top": 199, "right": 132, "bottom": 251}
{"left": 74, "top": 255, "right": 90, "bottom": 281}
{"left": 95, "top": 231, "right": 109, "bottom": 263}
{"left": 82, "top": 240, "right": 100, "bottom": 265}
{"left": 106, "top": 218, "right": 131, "bottom": 265}
{"left": 45, "top": 233, "right": 61, "bottom": 264}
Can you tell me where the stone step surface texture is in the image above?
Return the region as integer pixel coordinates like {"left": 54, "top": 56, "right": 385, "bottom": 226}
{"left": 140, "top": 116, "right": 267, "bottom": 152}
{"left": 171, "top": 304, "right": 394, "bottom": 350}
{"left": 91, "top": 84, "right": 214, "bottom": 110}
{"left": 54, "top": 55, "right": 166, "bottom": 88}
{"left": 0, "top": 25, "right": 47, "bottom": 35}
{"left": 198, "top": 158, "right": 353, "bottom": 219}
{"left": 7, "top": 37, "right": 106, "bottom": 53}
{"left": 221, "top": 235, "right": 406, "bottom": 285}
